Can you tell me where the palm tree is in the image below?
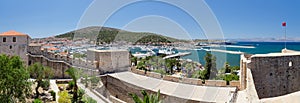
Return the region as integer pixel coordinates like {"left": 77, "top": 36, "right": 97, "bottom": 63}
{"left": 129, "top": 90, "right": 162, "bottom": 103}
{"left": 28, "top": 63, "right": 53, "bottom": 98}
{"left": 165, "top": 58, "right": 179, "bottom": 74}
{"left": 65, "top": 67, "right": 81, "bottom": 102}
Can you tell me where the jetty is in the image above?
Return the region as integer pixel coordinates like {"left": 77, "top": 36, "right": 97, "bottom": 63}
{"left": 204, "top": 49, "right": 244, "bottom": 54}
{"left": 163, "top": 52, "right": 191, "bottom": 59}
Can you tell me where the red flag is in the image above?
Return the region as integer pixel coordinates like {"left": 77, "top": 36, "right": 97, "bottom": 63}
{"left": 282, "top": 22, "right": 286, "bottom": 27}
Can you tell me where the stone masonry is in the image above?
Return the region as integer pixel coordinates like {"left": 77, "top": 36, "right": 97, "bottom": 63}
{"left": 247, "top": 52, "right": 300, "bottom": 99}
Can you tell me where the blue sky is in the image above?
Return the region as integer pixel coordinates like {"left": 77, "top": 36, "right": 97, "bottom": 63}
{"left": 0, "top": 0, "right": 299, "bottom": 39}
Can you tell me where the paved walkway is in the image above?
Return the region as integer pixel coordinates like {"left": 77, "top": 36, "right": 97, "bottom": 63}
{"left": 77, "top": 81, "right": 107, "bottom": 103}
{"left": 50, "top": 80, "right": 59, "bottom": 102}
{"left": 108, "top": 72, "right": 237, "bottom": 102}
{"left": 260, "top": 91, "right": 300, "bottom": 103}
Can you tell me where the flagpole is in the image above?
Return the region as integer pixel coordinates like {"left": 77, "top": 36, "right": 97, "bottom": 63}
{"left": 284, "top": 25, "right": 286, "bottom": 49}
{"left": 282, "top": 21, "right": 287, "bottom": 50}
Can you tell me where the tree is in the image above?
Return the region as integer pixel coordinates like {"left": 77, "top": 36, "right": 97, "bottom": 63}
{"left": 192, "top": 70, "right": 206, "bottom": 80}
{"left": 137, "top": 60, "right": 146, "bottom": 70}
{"left": 225, "top": 62, "right": 231, "bottom": 73}
{"left": 28, "top": 63, "right": 53, "bottom": 98}
{"left": 0, "top": 54, "right": 32, "bottom": 102}
{"left": 77, "top": 89, "right": 85, "bottom": 101}
{"left": 67, "top": 81, "right": 75, "bottom": 92}
{"left": 165, "top": 58, "right": 179, "bottom": 74}
{"left": 65, "top": 67, "right": 81, "bottom": 102}
{"left": 204, "top": 52, "right": 217, "bottom": 79}
{"left": 224, "top": 74, "right": 239, "bottom": 85}
{"left": 129, "top": 90, "right": 162, "bottom": 103}
{"left": 216, "top": 63, "right": 239, "bottom": 84}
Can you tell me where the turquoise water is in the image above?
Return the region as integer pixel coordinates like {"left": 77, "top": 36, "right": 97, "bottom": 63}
{"left": 181, "top": 42, "right": 300, "bottom": 69}
{"left": 129, "top": 42, "right": 300, "bottom": 69}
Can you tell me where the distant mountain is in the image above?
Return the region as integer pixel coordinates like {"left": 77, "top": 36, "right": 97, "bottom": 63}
{"left": 229, "top": 37, "right": 300, "bottom": 42}
{"left": 55, "top": 26, "right": 180, "bottom": 44}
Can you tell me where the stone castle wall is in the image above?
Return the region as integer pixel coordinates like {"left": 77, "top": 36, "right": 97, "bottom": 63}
{"left": 28, "top": 46, "right": 130, "bottom": 78}
{"left": 248, "top": 55, "right": 300, "bottom": 98}
{"left": 72, "top": 58, "right": 98, "bottom": 69}
{"left": 100, "top": 75, "right": 204, "bottom": 103}
{"left": 131, "top": 67, "right": 239, "bottom": 88}
{"left": 28, "top": 54, "right": 71, "bottom": 78}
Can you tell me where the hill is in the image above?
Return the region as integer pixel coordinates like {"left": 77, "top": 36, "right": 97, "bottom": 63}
{"left": 55, "top": 26, "right": 180, "bottom": 44}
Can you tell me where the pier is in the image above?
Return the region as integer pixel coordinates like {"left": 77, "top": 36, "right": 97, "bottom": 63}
{"left": 163, "top": 52, "right": 191, "bottom": 59}
{"left": 204, "top": 49, "right": 244, "bottom": 54}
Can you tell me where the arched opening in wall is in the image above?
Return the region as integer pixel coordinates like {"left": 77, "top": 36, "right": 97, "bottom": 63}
{"left": 9, "top": 45, "right": 12, "bottom": 49}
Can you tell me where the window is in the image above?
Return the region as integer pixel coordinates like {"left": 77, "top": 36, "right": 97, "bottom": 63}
{"left": 3, "top": 37, "right": 6, "bottom": 42}
{"left": 9, "top": 45, "right": 12, "bottom": 49}
{"left": 13, "top": 37, "right": 16, "bottom": 42}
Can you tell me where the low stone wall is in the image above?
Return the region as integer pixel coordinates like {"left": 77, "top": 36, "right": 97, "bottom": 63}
{"left": 101, "top": 75, "right": 204, "bottom": 103}
{"left": 146, "top": 71, "right": 162, "bottom": 79}
{"left": 181, "top": 78, "right": 203, "bottom": 86}
{"left": 205, "top": 80, "right": 227, "bottom": 87}
{"left": 230, "top": 81, "right": 240, "bottom": 90}
{"left": 163, "top": 75, "right": 180, "bottom": 82}
{"left": 131, "top": 67, "right": 240, "bottom": 88}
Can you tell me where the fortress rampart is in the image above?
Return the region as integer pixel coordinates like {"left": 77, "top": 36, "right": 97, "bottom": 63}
{"left": 27, "top": 45, "right": 130, "bottom": 78}
{"left": 241, "top": 50, "right": 300, "bottom": 99}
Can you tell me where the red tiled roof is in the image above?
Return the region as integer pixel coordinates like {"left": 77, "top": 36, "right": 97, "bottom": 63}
{"left": 0, "top": 30, "right": 28, "bottom": 36}
{"left": 47, "top": 47, "right": 59, "bottom": 51}
{"left": 59, "top": 52, "right": 68, "bottom": 55}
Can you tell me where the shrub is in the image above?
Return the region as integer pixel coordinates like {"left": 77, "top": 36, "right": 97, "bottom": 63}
{"left": 153, "top": 69, "right": 167, "bottom": 75}
{"left": 82, "top": 96, "right": 97, "bottom": 103}
{"left": 90, "top": 76, "right": 100, "bottom": 87}
{"left": 41, "top": 79, "right": 50, "bottom": 90}
{"left": 32, "top": 99, "right": 42, "bottom": 103}
{"left": 58, "top": 91, "right": 71, "bottom": 103}
{"left": 67, "top": 81, "right": 75, "bottom": 90}
{"left": 49, "top": 90, "right": 56, "bottom": 101}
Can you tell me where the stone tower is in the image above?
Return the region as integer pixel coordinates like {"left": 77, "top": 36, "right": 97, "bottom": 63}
{"left": 0, "top": 30, "right": 30, "bottom": 65}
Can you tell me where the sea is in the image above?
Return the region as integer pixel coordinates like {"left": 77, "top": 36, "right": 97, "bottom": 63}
{"left": 181, "top": 42, "right": 300, "bottom": 69}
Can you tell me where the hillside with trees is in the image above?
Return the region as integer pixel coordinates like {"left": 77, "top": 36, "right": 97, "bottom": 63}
{"left": 55, "top": 26, "right": 181, "bottom": 44}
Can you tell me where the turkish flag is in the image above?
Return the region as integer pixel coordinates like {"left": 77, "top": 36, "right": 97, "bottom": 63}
{"left": 282, "top": 22, "right": 286, "bottom": 27}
